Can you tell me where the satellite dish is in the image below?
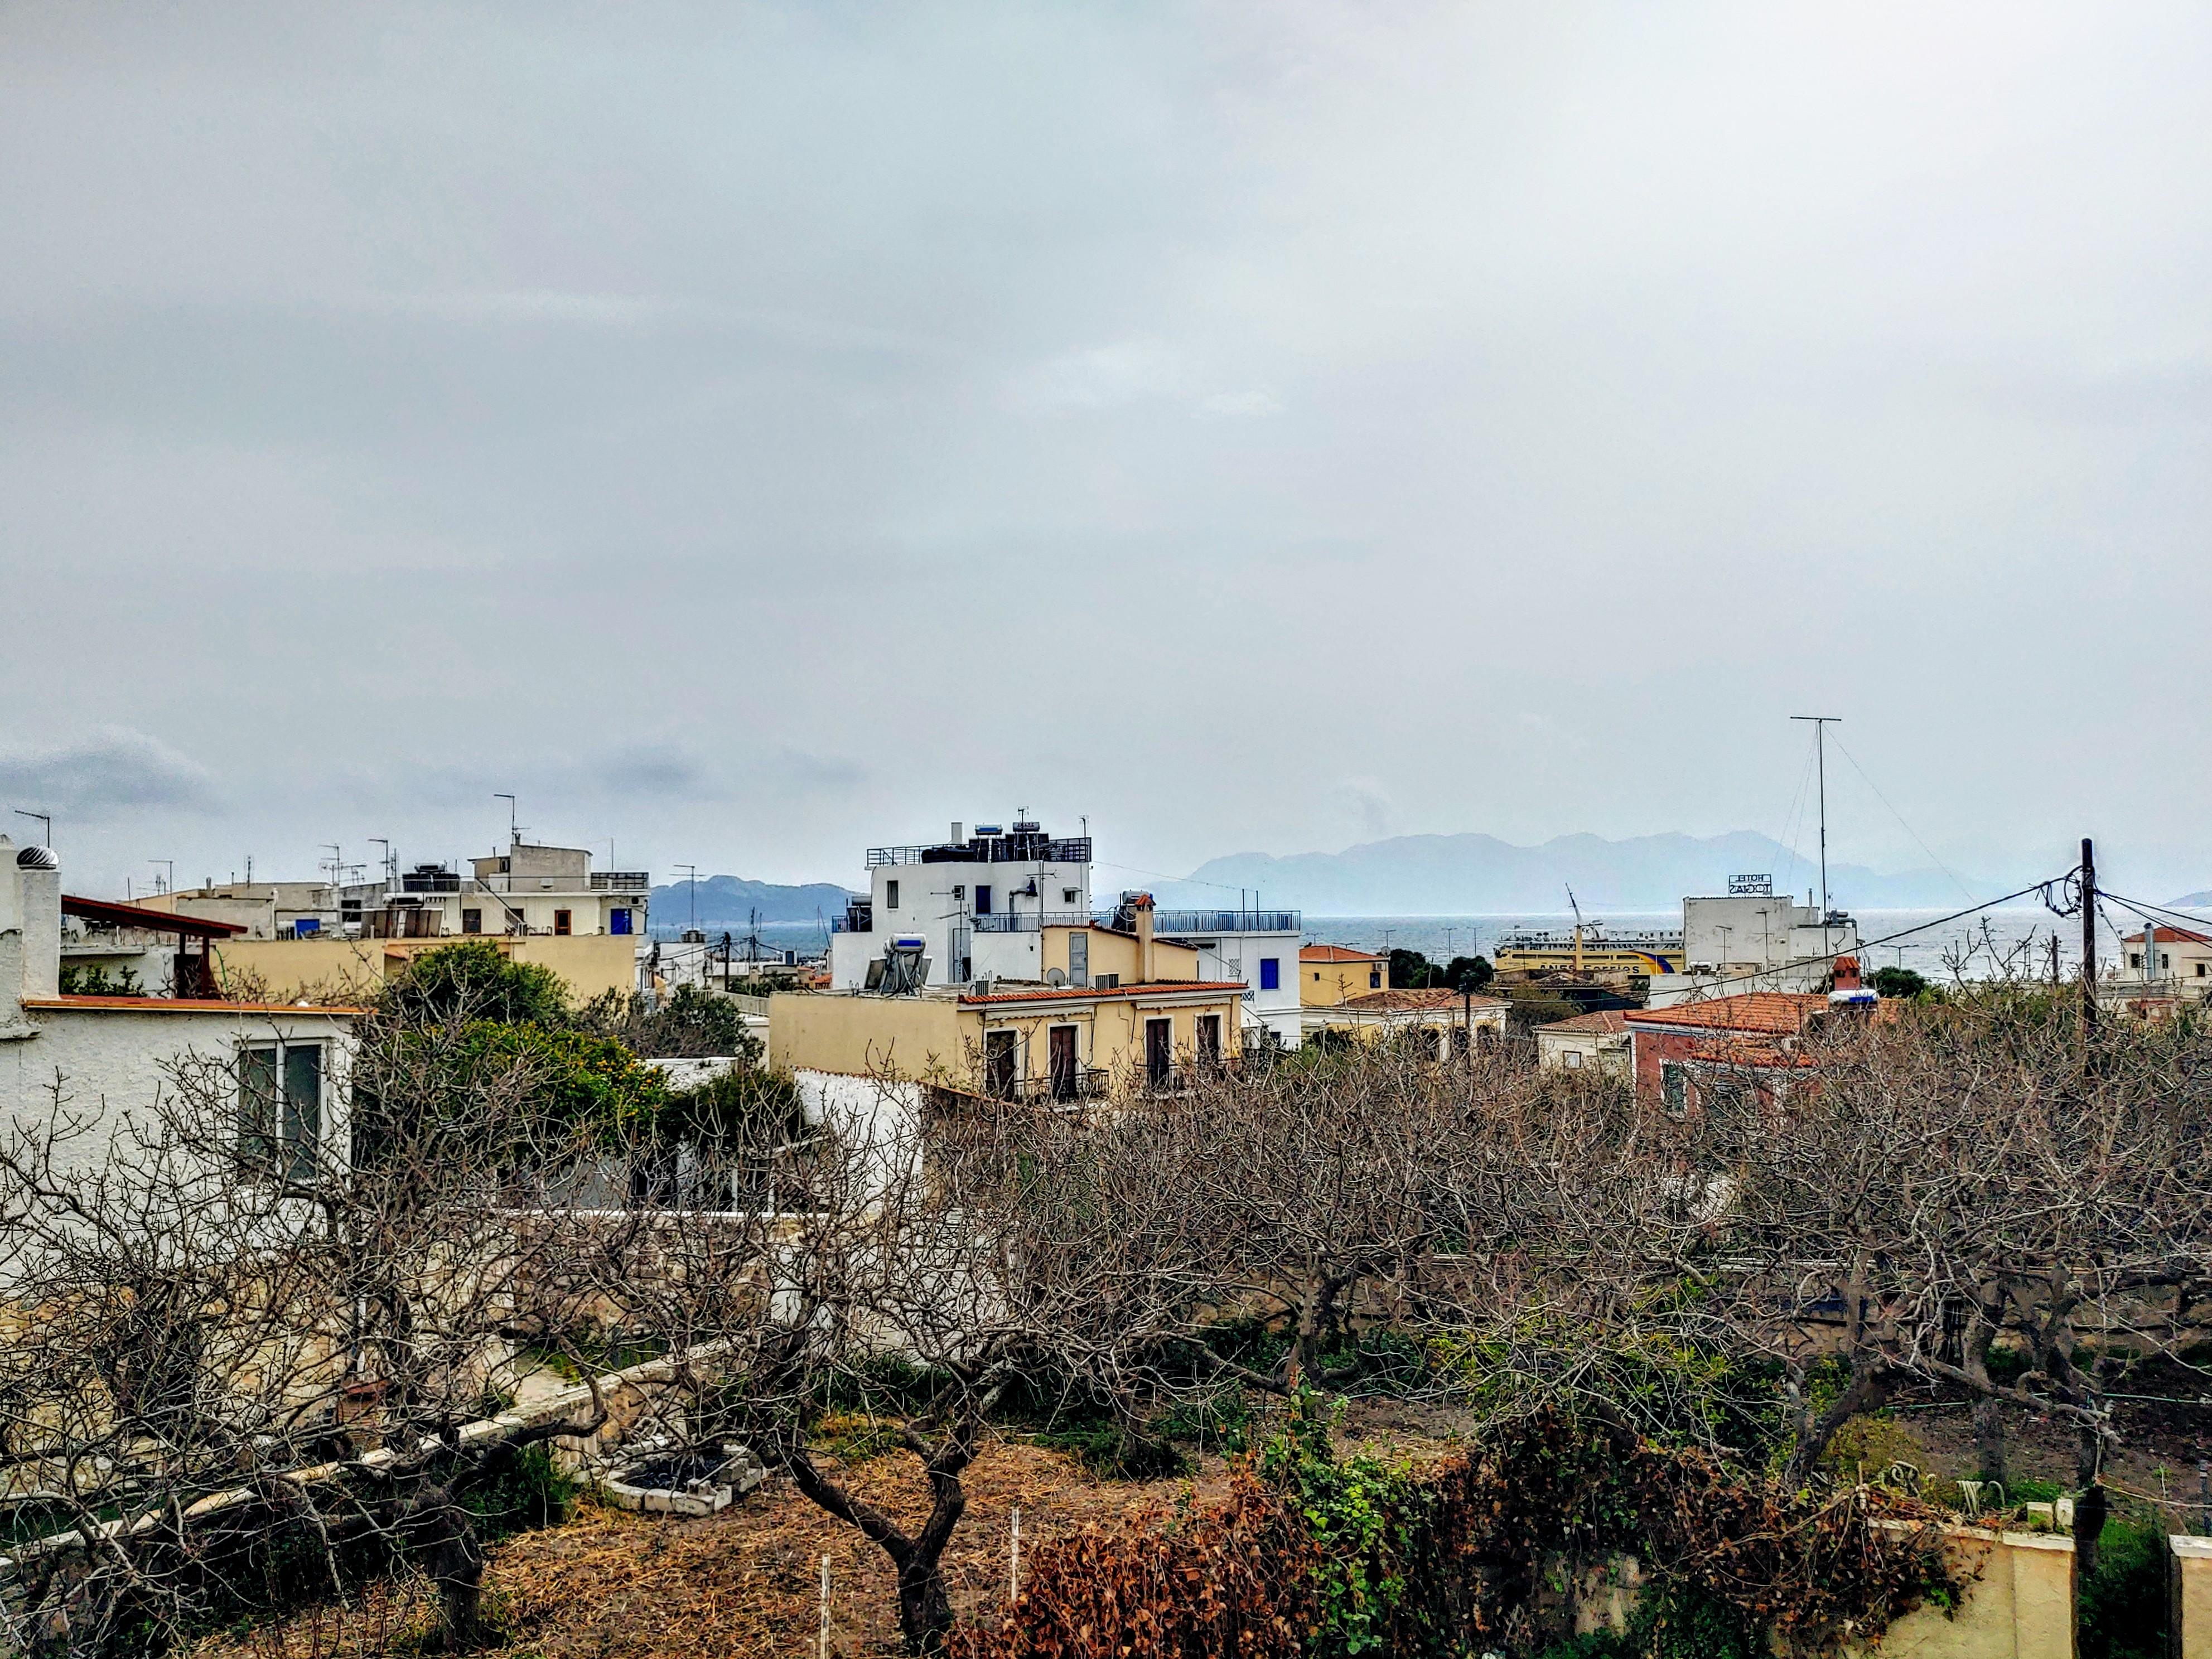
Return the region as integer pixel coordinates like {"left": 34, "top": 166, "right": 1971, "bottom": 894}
{"left": 1045, "top": 967, "right": 1067, "bottom": 987}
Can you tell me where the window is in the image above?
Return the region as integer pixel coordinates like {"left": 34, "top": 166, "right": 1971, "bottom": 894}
{"left": 1049, "top": 1024, "right": 1079, "bottom": 1100}
{"left": 1368, "top": 970, "right": 1382, "bottom": 989}
{"left": 1313, "top": 970, "right": 1322, "bottom": 982}
{"left": 1662, "top": 1062, "right": 1688, "bottom": 1118}
{"left": 1144, "top": 1018, "right": 1173, "bottom": 1089}
{"left": 1259, "top": 957, "right": 1280, "bottom": 991}
{"left": 974, "top": 884, "right": 992, "bottom": 916}
{"left": 2161, "top": 952, "right": 2171, "bottom": 970}
{"left": 1094, "top": 973, "right": 1119, "bottom": 990}
{"left": 553, "top": 908, "right": 572, "bottom": 935}
{"left": 2199, "top": 962, "right": 2208, "bottom": 978}
{"left": 461, "top": 908, "right": 482, "bottom": 935}
{"left": 610, "top": 907, "right": 632, "bottom": 936}
{"left": 1196, "top": 1013, "right": 1223, "bottom": 1070}
{"left": 885, "top": 879, "right": 899, "bottom": 909}
{"left": 952, "top": 883, "right": 965, "bottom": 900}
{"left": 1564, "top": 1049, "right": 1583, "bottom": 1070}
{"left": 239, "top": 1043, "right": 322, "bottom": 1179}
{"left": 2131, "top": 952, "right": 2143, "bottom": 969}
{"left": 984, "top": 1030, "right": 1018, "bottom": 1099}
{"left": 1068, "top": 932, "right": 1089, "bottom": 986}
{"left": 1061, "top": 888, "right": 1078, "bottom": 905}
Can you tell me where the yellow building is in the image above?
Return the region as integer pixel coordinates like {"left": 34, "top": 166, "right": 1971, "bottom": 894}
{"left": 770, "top": 977, "right": 1248, "bottom": 1100}
{"left": 1300, "top": 944, "right": 1384, "bottom": 1007}
{"left": 213, "top": 932, "right": 636, "bottom": 1006}
{"left": 1302, "top": 986, "right": 1511, "bottom": 1052}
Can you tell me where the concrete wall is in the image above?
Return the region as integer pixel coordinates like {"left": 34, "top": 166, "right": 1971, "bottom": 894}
{"left": 2173, "top": 1536, "right": 2212, "bottom": 1659}
{"left": 1862, "top": 1525, "right": 2075, "bottom": 1659}
{"left": 215, "top": 932, "right": 635, "bottom": 1004}
{"left": 769, "top": 992, "right": 974, "bottom": 1082}
{"left": 1535, "top": 1025, "right": 1631, "bottom": 1077}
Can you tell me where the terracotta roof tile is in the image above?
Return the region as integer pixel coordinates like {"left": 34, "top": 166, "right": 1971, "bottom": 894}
{"left": 1301, "top": 945, "right": 1380, "bottom": 962}
{"left": 1340, "top": 987, "right": 1509, "bottom": 1013}
{"left": 1542, "top": 1009, "right": 1630, "bottom": 1034}
{"left": 1622, "top": 992, "right": 1825, "bottom": 1036}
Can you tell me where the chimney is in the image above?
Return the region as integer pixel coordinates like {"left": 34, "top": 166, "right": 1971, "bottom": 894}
{"left": 16, "top": 844, "right": 60, "bottom": 1002}
{"left": 1132, "top": 892, "right": 1156, "bottom": 983}
{"left": 1829, "top": 953, "right": 1876, "bottom": 1010}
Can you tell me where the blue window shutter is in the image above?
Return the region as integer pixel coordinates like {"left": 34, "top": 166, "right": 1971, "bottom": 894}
{"left": 1259, "top": 957, "right": 1279, "bottom": 991}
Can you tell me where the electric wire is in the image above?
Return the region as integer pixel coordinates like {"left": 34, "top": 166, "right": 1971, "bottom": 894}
{"left": 1829, "top": 737, "right": 1978, "bottom": 906}
{"left": 1669, "top": 872, "right": 2080, "bottom": 999}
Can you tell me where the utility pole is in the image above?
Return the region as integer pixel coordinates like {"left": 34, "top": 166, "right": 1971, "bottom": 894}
{"left": 2080, "top": 837, "right": 2098, "bottom": 1043}
{"left": 1791, "top": 716, "right": 1841, "bottom": 957}
{"left": 677, "top": 863, "right": 700, "bottom": 935}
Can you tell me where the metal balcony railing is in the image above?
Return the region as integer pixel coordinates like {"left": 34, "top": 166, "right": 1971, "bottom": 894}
{"left": 592, "top": 872, "right": 653, "bottom": 891}
{"left": 867, "top": 836, "right": 1092, "bottom": 868}
{"left": 969, "top": 911, "right": 1098, "bottom": 933}
{"left": 1147, "top": 909, "right": 1301, "bottom": 935}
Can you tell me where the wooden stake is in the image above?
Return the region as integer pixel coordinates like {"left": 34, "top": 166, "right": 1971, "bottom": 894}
{"left": 819, "top": 1553, "right": 831, "bottom": 1659}
{"left": 1010, "top": 1505, "right": 1022, "bottom": 1602}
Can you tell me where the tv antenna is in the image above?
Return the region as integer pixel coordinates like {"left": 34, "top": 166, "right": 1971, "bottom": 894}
{"left": 1790, "top": 715, "right": 1841, "bottom": 955}
{"left": 13, "top": 810, "right": 52, "bottom": 848}
{"left": 493, "top": 793, "right": 519, "bottom": 847}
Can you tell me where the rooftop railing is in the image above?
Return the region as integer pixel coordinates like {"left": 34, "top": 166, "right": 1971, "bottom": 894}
{"left": 592, "top": 872, "right": 653, "bottom": 891}
{"left": 867, "top": 836, "right": 1091, "bottom": 868}
{"left": 1146, "top": 908, "right": 1301, "bottom": 935}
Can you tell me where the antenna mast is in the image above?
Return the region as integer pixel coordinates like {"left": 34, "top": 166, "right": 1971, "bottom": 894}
{"left": 1790, "top": 715, "right": 1841, "bottom": 957}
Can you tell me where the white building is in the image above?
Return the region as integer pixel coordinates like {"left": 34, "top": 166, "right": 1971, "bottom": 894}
{"left": 1, "top": 838, "right": 360, "bottom": 1177}
{"left": 2117, "top": 925, "right": 2212, "bottom": 1003}
{"left": 824, "top": 820, "right": 1306, "bottom": 1045}
{"left": 1645, "top": 885, "right": 1861, "bottom": 1008}
{"left": 828, "top": 819, "right": 1095, "bottom": 991}
{"left": 1139, "top": 905, "right": 1303, "bottom": 1047}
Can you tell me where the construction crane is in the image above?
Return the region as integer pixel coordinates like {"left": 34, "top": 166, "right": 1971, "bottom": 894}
{"left": 1565, "top": 884, "right": 1586, "bottom": 975}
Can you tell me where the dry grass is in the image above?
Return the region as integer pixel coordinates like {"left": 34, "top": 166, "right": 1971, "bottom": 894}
{"left": 192, "top": 1406, "right": 1461, "bottom": 1659}
{"left": 193, "top": 1438, "right": 1215, "bottom": 1659}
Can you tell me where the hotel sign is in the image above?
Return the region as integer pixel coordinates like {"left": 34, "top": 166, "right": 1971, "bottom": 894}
{"left": 1727, "top": 873, "right": 1773, "bottom": 896}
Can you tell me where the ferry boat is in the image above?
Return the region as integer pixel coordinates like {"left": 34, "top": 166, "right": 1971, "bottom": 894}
{"left": 1493, "top": 923, "right": 1684, "bottom": 979}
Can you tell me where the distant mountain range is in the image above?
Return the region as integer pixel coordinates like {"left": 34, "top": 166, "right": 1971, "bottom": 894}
{"left": 2171, "top": 891, "right": 2212, "bottom": 909}
{"left": 649, "top": 874, "right": 856, "bottom": 931}
{"left": 1151, "top": 831, "right": 1992, "bottom": 915}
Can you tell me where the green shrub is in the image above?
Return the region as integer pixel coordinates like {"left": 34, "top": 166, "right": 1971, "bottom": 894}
{"left": 2079, "top": 1510, "right": 2167, "bottom": 1659}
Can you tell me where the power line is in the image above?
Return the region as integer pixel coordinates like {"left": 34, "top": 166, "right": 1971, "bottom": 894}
{"left": 1678, "top": 871, "right": 2080, "bottom": 999}
{"left": 1830, "top": 737, "right": 1978, "bottom": 906}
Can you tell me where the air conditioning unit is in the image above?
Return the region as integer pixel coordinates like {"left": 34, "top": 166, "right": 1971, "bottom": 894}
{"left": 970, "top": 977, "right": 994, "bottom": 996}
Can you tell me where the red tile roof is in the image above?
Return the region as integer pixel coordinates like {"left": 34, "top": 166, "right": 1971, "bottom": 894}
{"left": 1623, "top": 993, "right": 1825, "bottom": 1036}
{"left": 21, "top": 996, "right": 366, "bottom": 1015}
{"left": 958, "top": 980, "right": 1247, "bottom": 1007}
{"left": 1542, "top": 1009, "right": 1630, "bottom": 1034}
{"left": 1339, "top": 987, "right": 1509, "bottom": 1013}
{"left": 2126, "top": 926, "right": 2211, "bottom": 946}
{"left": 1301, "top": 945, "right": 1380, "bottom": 963}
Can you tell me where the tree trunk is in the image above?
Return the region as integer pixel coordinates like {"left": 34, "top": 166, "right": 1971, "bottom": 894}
{"left": 401, "top": 1487, "right": 486, "bottom": 1649}
{"left": 1786, "top": 1358, "right": 1892, "bottom": 1484}
{"left": 895, "top": 1551, "right": 958, "bottom": 1657}
{"left": 1970, "top": 1396, "right": 2009, "bottom": 1487}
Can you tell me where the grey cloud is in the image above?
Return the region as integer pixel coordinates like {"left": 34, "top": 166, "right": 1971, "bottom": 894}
{"left": 0, "top": 728, "right": 221, "bottom": 821}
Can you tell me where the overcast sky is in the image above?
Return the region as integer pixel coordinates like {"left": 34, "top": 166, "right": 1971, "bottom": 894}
{"left": 4, "top": 3, "right": 2208, "bottom": 900}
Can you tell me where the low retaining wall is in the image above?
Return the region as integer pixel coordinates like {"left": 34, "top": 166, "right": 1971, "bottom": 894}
{"left": 2173, "top": 1536, "right": 2212, "bottom": 1659}
{"left": 1863, "top": 1523, "right": 2074, "bottom": 1659}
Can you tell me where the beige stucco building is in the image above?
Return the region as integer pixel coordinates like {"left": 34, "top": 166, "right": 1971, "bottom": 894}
{"left": 770, "top": 976, "right": 1249, "bottom": 1099}
{"left": 1301, "top": 985, "right": 1510, "bottom": 1053}
{"left": 212, "top": 931, "right": 636, "bottom": 1005}
{"left": 1300, "top": 944, "right": 1384, "bottom": 1007}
